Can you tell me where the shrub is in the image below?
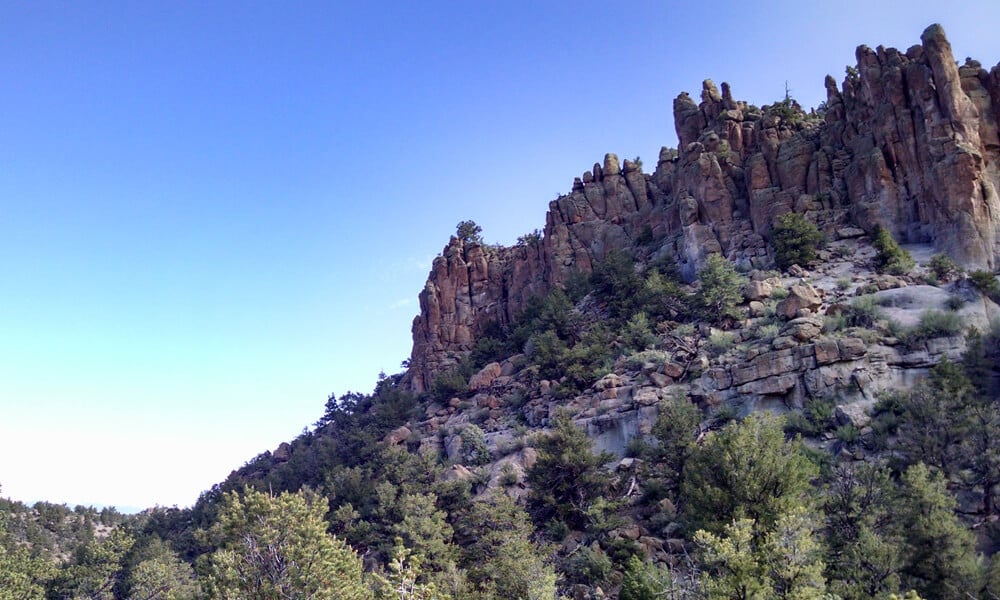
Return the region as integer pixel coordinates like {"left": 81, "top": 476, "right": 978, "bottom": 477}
{"left": 969, "top": 270, "right": 1000, "bottom": 301}
{"left": 564, "top": 270, "right": 592, "bottom": 303}
{"left": 752, "top": 323, "right": 781, "bottom": 343}
{"left": 695, "top": 255, "right": 747, "bottom": 323}
{"left": 567, "top": 545, "right": 614, "bottom": 585}
{"left": 460, "top": 424, "right": 492, "bottom": 466}
{"left": 590, "top": 249, "right": 644, "bottom": 320}
{"left": 871, "top": 225, "right": 914, "bottom": 275}
{"left": 771, "top": 212, "right": 825, "bottom": 270}
{"left": 928, "top": 253, "right": 961, "bottom": 282}
{"left": 499, "top": 463, "right": 519, "bottom": 486}
{"left": 624, "top": 349, "right": 671, "bottom": 371}
{"left": 431, "top": 363, "right": 471, "bottom": 400}
{"left": 906, "top": 310, "right": 964, "bottom": 343}
{"left": 835, "top": 424, "right": 860, "bottom": 444}
{"left": 843, "top": 295, "right": 884, "bottom": 329}
{"left": 784, "top": 396, "right": 836, "bottom": 438}
{"left": 622, "top": 312, "right": 657, "bottom": 352}
{"left": 707, "top": 331, "right": 736, "bottom": 355}
{"left": 945, "top": 295, "right": 966, "bottom": 311}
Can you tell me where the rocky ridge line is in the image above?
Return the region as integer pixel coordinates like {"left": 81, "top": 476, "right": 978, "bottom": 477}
{"left": 404, "top": 24, "right": 1000, "bottom": 392}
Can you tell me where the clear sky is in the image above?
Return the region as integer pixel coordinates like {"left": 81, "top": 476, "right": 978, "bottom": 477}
{"left": 1, "top": 1, "right": 998, "bottom": 510}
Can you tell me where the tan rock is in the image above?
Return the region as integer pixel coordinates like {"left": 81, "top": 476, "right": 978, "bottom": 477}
{"left": 781, "top": 316, "right": 824, "bottom": 341}
{"left": 384, "top": 426, "right": 411, "bottom": 446}
{"left": 469, "top": 362, "right": 502, "bottom": 390}
{"left": 441, "top": 464, "right": 476, "bottom": 482}
{"left": 744, "top": 280, "right": 773, "bottom": 300}
{"left": 776, "top": 283, "right": 823, "bottom": 318}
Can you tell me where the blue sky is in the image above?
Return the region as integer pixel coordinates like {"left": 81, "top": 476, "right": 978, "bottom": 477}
{"left": 1, "top": 1, "right": 998, "bottom": 509}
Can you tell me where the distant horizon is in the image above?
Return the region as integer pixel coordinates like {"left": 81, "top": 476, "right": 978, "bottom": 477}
{"left": 2, "top": 1, "right": 999, "bottom": 509}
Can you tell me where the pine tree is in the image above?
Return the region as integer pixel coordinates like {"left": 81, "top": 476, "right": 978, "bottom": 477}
{"left": 461, "top": 493, "right": 557, "bottom": 600}
{"left": 695, "top": 255, "right": 746, "bottom": 323}
{"left": 896, "top": 464, "right": 981, "bottom": 599}
{"left": 526, "top": 411, "right": 615, "bottom": 533}
{"left": 823, "top": 462, "right": 904, "bottom": 599}
{"left": 203, "top": 488, "right": 370, "bottom": 600}
{"left": 682, "top": 413, "right": 817, "bottom": 539}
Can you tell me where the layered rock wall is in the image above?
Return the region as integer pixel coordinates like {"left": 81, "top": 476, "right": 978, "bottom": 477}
{"left": 404, "top": 24, "right": 1000, "bottom": 392}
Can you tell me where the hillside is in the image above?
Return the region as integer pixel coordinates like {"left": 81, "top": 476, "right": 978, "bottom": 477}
{"left": 6, "top": 22, "right": 1000, "bottom": 600}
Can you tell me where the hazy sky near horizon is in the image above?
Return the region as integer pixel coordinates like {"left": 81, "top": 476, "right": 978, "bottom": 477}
{"left": 2, "top": 1, "right": 999, "bottom": 510}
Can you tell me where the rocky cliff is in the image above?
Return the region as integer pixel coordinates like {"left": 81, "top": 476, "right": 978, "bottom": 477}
{"left": 404, "top": 24, "right": 1000, "bottom": 392}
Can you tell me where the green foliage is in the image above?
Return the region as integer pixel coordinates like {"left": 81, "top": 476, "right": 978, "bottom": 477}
{"left": 563, "top": 270, "right": 593, "bottom": 303}
{"left": 969, "top": 269, "right": 1000, "bottom": 301}
{"left": 516, "top": 229, "right": 542, "bottom": 246}
{"left": 772, "top": 212, "right": 826, "bottom": 270}
{"left": 0, "top": 502, "right": 52, "bottom": 600}
{"left": 823, "top": 462, "right": 904, "bottom": 599}
{"left": 526, "top": 412, "right": 615, "bottom": 532}
{"left": 619, "top": 555, "right": 678, "bottom": 600}
{"left": 905, "top": 309, "right": 963, "bottom": 344}
{"left": 461, "top": 493, "right": 557, "bottom": 600}
{"left": 391, "top": 492, "right": 457, "bottom": 574}
{"left": 202, "top": 488, "right": 370, "bottom": 600}
{"left": 695, "top": 255, "right": 746, "bottom": 323}
{"left": 49, "top": 528, "right": 135, "bottom": 600}
{"left": 525, "top": 321, "right": 614, "bottom": 398}
{"left": 370, "top": 540, "right": 449, "bottom": 600}
{"left": 622, "top": 312, "right": 657, "bottom": 352}
{"left": 928, "top": 253, "right": 961, "bottom": 282}
{"left": 648, "top": 394, "right": 702, "bottom": 494}
{"left": 896, "top": 464, "right": 981, "bottom": 599}
{"left": 458, "top": 425, "right": 491, "bottom": 466}
{"left": 566, "top": 545, "right": 613, "bottom": 586}
{"left": 682, "top": 413, "right": 818, "bottom": 539}
{"left": 641, "top": 269, "right": 689, "bottom": 322}
{"left": 784, "top": 396, "right": 836, "bottom": 438}
{"left": 884, "top": 359, "right": 975, "bottom": 479}
{"left": 590, "top": 249, "right": 644, "bottom": 320}
{"left": 455, "top": 220, "right": 483, "bottom": 244}
{"left": 825, "top": 295, "right": 884, "bottom": 333}
{"left": 696, "top": 506, "right": 826, "bottom": 600}
{"left": 872, "top": 225, "right": 915, "bottom": 275}
{"left": 706, "top": 330, "right": 736, "bottom": 356}
{"left": 431, "top": 357, "right": 474, "bottom": 401}
{"left": 126, "top": 542, "right": 201, "bottom": 600}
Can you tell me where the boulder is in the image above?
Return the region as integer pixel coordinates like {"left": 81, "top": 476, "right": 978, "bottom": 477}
{"left": 469, "top": 362, "right": 502, "bottom": 390}
{"left": 776, "top": 283, "right": 823, "bottom": 318}
{"left": 744, "top": 280, "right": 773, "bottom": 300}
{"left": 781, "top": 316, "right": 824, "bottom": 341}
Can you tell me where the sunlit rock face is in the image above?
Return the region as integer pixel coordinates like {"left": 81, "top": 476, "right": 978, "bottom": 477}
{"left": 404, "top": 24, "right": 1000, "bottom": 391}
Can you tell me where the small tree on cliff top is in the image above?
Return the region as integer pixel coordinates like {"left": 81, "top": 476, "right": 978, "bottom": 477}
{"left": 456, "top": 220, "right": 482, "bottom": 244}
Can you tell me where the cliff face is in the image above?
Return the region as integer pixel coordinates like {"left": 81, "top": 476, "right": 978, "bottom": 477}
{"left": 404, "top": 24, "right": 1000, "bottom": 392}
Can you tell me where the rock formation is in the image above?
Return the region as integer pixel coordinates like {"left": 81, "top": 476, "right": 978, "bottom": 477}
{"left": 404, "top": 24, "right": 1000, "bottom": 392}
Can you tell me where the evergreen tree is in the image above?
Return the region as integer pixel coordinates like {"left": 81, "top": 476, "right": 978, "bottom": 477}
{"left": 891, "top": 359, "right": 974, "bottom": 480}
{"left": 50, "top": 528, "right": 134, "bottom": 600}
{"left": 682, "top": 413, "right": 817, "bottom": 539}
{"left": 771, "top": 212, "right": 825, "bottom": 270}
{"left": 0, "top": 502, "right": 50, "bottom": 600}
{"left": 391, "top": 492, "right": 458, "bottom": 574}
{"left": 823, "top": 462, "right": 904, "bottom": 599}
{"left": 695, "top": 255, "right": 746, "bottom": 323}
{"left": 896, "top": 464, "right": 981, "bottom": 600}
{"left": 461, "top": 493, "right": 557, "bottom": 600}
{"left": 203, "top": 488, "right": 369, "bottom": 600}
{"left": 526, "top": 412, "right": 615, "bottom": 533}
{"left": 871, "top": 225, "right": 915, "bottom": 275}
{"left": 648, "top": 394, "right": 702, "bottom": 492}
